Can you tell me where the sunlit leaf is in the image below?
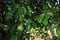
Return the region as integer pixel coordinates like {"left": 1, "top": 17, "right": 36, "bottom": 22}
{"left": 37, "top": 14, "right": 45, "bottom": 23}
{"left": 42, "top": 18, "right": 48, "bottom": 26}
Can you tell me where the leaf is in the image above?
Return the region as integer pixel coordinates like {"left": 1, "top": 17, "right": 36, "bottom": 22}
{"left": 18, "top": 6, "right": 26, "bottom": 15}
{"left": 25, "top": 0, "right": 29, "bottom": 4}
{"left": 37, "top": 14, "right": 45, "bottom": 23}
{"left": 9, "top": 35, "right": 19, "bottom": 40}
{"left": 27, "top": 6, "right": 32, "bottom": 16}
{"left": 26, "top": 23, "right": 31, "bottom": 31}
{"left": 32, "top": 21, "right": 37, "bottom": 28}
{"left": 45, "top": 14, "right": 50, "bottom": 20}
{"left": 15, "top": 3, "right": 20, "bottom": 8}
{"left": 9, "top": 24, "right": 16, "bottom": 34}
{"left": 56, "top": 29, "right": 60, "bottom": 37}
{"left": 43, "top": 5, "right": 51, "bottom": 14}
{"left": 24, "top": 19, "right": 31, "bottom": 31}
{"left": 41, "top": 14, "right": 50, "bottom": 25}
{"left": 19, "top": 15, "right": 24, "bottom": 22}
{"left": 30, "top": 27, "right": 35, "bottom": 34}
{"left": 41, "top": 33, "right": 48, "bottom": 39}
{"left": 6, "top": 11, "right": 13, "bottom": 21}
{"left": 42, "top": 18, "right": 48, "bottom": 26}
{"left": 17, "top": 6, "right": 26, "bottom": 22}
{"left": 50, "top": 17, "right": 57, "bottom": 24}
{"left": 43, "top": 5, "right": 49, "bottom": 10}
{"left": 50, "top": 24, "right": 58, "bottom": 30}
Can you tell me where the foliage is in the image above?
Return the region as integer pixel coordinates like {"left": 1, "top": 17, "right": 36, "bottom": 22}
{"left": 0, "top": 0, "right": 60, "bottom": 40}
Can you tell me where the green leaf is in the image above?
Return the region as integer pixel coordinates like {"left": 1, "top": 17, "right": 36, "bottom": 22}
{"left": 50, "top": 24, "right": 58, "bottom": 30}
{"left": 24, "top": 19, "right": 31, "bottom": 31}
{"left": 26, "top": 23, "right": 31, "bottom": 31}
{"left": 37, "top": 14, "right": 45, "bottom": 23}
{"left": 19, "top": 15, "right": 24, "bottom": 22}
{"left": 30, "top": 27, "right": 35, "bottom": 34}
{"left": 18, "top": 6, "right": 26, "bottom": 15}
{"left": 45, "top": 14, "right": 50, "bottom": 20}
{"left": 43, "top": 5, "right": 51, "bottom": 14}
{"left": 50, "top": 17, "right": 57, "bottom": 24}
{"left": 32, "top": 21, "right": 37, "bottom": 28}
{"left": 6, "top": 11, "right": 13, "bottom": 21}
{"left": 56, "top": 29, "right": 60, "bottom": 37}
{"left": 42, "top": 18, "right": 48, "bottom": 26}
{"left": 41, "top": 33, "right": 48, "bottom": 39}
{"left": 17, "top": 6, "right": 26, "bottom": 22}
{"left": 15, "top": 3, "right": 20, "bottom": 8}
{"left": 9, "top": 35, "right": 19, "bottom": 40}
{"left": 41, "top": 14, "right": 50, "bottom": 25}
{"left": 27, "top": 6, "right": 32, "bottom": 16}
{"left": 9, "top": 24, "right": 16, "bottom": 34}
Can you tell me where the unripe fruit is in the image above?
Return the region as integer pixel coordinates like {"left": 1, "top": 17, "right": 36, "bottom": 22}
{"left": 17, "top": 24, "right": 24, "bottom": 32}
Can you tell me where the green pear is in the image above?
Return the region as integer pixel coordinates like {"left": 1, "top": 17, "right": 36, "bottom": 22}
{"left": 17, "top": 24, "right": 24, "bottom": 32}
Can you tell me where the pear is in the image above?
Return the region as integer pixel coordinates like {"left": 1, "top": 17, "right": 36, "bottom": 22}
{"left": 17, "top": 24, "right": 24, "bottom": 32}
